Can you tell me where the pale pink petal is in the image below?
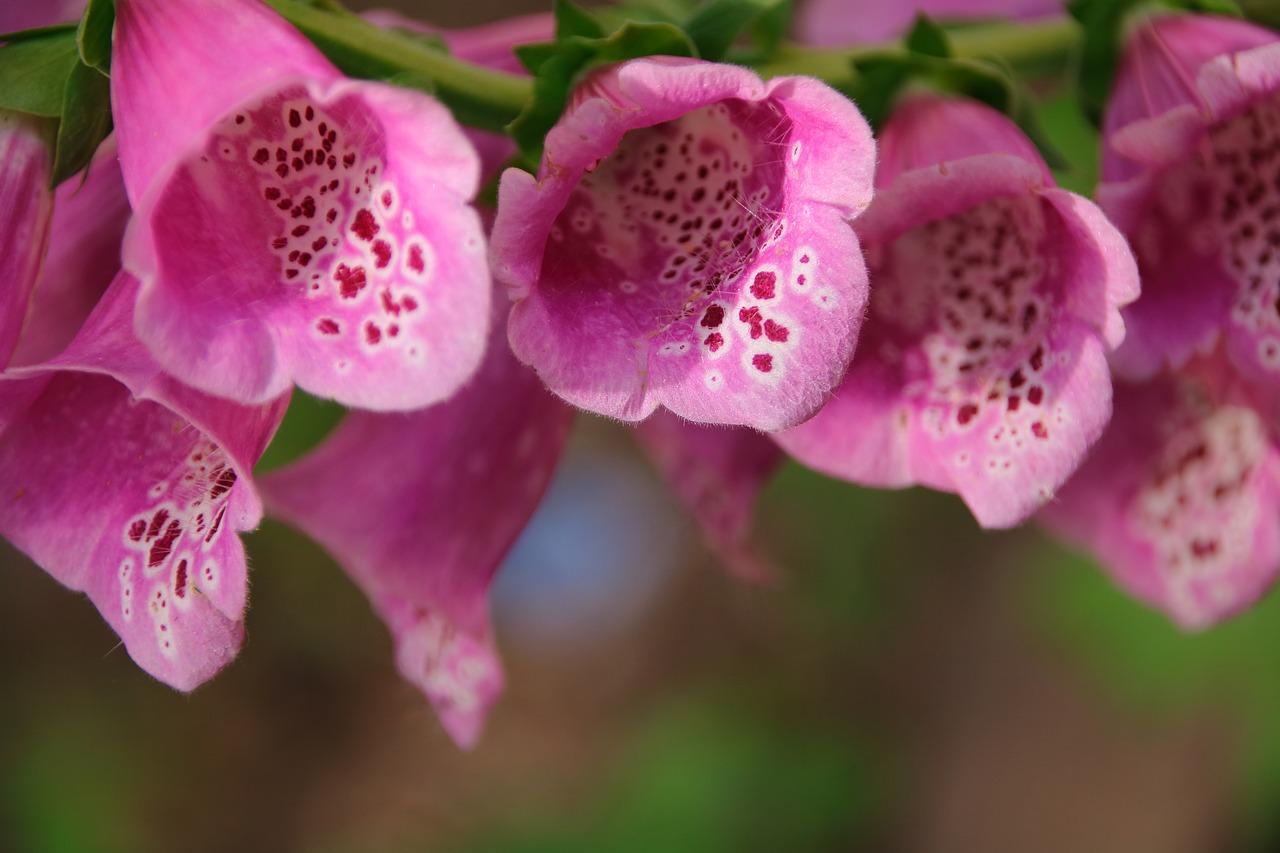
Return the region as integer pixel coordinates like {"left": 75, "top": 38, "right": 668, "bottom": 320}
{"left": 0, "top": 111, "right": 53, "bottom": 367}
{"left": 0, "top": 275, "right": 288, "bottom": 689}
{"left": 633, "top": 410, "right": 783, "bottom": 582}
{"left": 1042, "top": 373, "right": 1280, "bottom": 629}
{"left": 261, "top": 303, "right": 574, "bottom": 746}
{"left": 492, "top": 57, "right": 874, "bottom": 430}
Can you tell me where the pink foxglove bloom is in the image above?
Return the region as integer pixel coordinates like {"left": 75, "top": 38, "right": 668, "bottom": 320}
{"left": 1100, "top": 14, "right": 1280, "bottom": 384}
{"left": 633, "top": 412, "right": 782, "bottom": 582}
{"left": 777, "top": 95, "right": 1139, "bottom": 528}
{"left": 0, "top": 111, "right": 53, "bottom": 368}
{"left": 491, "top": 57, "right": 874, "bottom": 431}
{"left": 0, "top": 275, "right": 288, "bottom": 689}
{"left": 262, "top": 298, "right": 574, "bottom": 747}
{"left": 112, "top": 0, "right": 490, "bottom": 410}
{"left": 796, "top": 0, "right": 1062, "bottom": 47}
{"left": 1041, "top": 354, "right": 1280, "bottom": 629}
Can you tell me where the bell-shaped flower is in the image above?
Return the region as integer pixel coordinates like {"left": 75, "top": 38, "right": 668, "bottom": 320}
{"left": 0, "top": 111, "right": 54, "bottom": 368}
{"left": 777, "top": 95, "right": 1139, "bottom": 528}
{"left": 795, "top": 0, "right": 1063, "bottom": 48}
{"left": 1099, "top": 13, "right": 1280, "bottom": 384}
{"left": 491, "top": 57, "right": 875, "bottom": 431}
{"left": 1041, "top": 352, "right": 1280, "bottom": 629}
{"left": 261, "top": 293, "right": 574, "bottom": 748}
{"left": 632, "top": 412, "right": 782, "bottom": 582}
{"left": 0, "top": 274, "right": 289, "bottom": 689}
{"left": 111, "top": 0, "right": 490, "bottom": 410}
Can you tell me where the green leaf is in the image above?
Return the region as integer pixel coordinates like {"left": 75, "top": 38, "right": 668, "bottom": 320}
{"left": 76, "top": 0, "right": 114, "bottom": 74}
{"left": 1184, "top": 0, "right": 1242, "bottom": 15}
{"left": 0, "top": 30, "right": 80, "bottom": 117}
{"left": 904, "top": 14, "right": 950, "bottom": 59}
{"left": 554, "top": 0, "right": 606, "bottom": 40}
{"left": 1067, "top": 0, "right": 1145, "bottom": 126}
{"left": 508, "top": 20, "right": 696, "bottom": 166}
{"left": 52, "top": 60, "right": 112, "bottom": 187}
{"left": 684, "top": 0, "right": 787, "bottom": 61}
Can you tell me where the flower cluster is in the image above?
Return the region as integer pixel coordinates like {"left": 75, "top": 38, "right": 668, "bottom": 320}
{"left": 3, "top": 0, "right": 1280, "bottom": 745}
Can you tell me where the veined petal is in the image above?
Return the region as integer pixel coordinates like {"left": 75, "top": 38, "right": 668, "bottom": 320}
{"left": 633, "top": 411, "right": 783, "bottom": 582}
{"left": 12, "top": 137, "right": 129, "bottom": 367}
{"left": 0, "top": 111, "right": 53, "bottom": 368}
{"left": 1042, "top": 372, "right": 1280, "bottom": 629}
{"left": 261, "top": 300, "right": 574, "bottom": 746}
{"left": 112, "top": 0, "right": 340, "bottom": 204}
{"left": 492, "top": 58, "right": 874, "bottom": 430}
{"left": 123, "top": 75, "right": 489, "bottom": 409}
{"left": 0, "top": 275, "right": 288, "bottom": 689}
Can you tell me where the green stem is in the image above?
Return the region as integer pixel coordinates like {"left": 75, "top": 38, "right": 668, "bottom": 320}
{"left": 264, "top": 0, "right": 533, "bottom": 132}
{"left": 757, "top": 17, "right": 1082, "bottom": 82}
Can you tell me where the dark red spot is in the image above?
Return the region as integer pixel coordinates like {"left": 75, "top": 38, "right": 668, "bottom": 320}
{"left": 292, "top": 157, "right": 304, "bottom": 172}
{"left": 800, "top": 254, "right": 810, "bottom": 264}
{"left": 372, "top": 239, "right": 392, "bottom": 268}
{"left": 289, "top": 109, "right": 302, "bottom": 128}
{"left": 263, "top": 187, "right": 281, "bottom": 201}
{"left": 343, "top": 153, "right": 356, "bottom": 168}
{"left": 705, "top": 333, "right": 724, "bottom": 352}
{"left": 253, "top": 148, "right": 270, "bottom": 165}
{"left": 271, "top": 237, "right": 288, "bottom": 250}
{"left": 316, "top": 318, "right": 340, "bottom": 335}
{"left": 146, "top": 509, "right": 170, "bottom": 541}
{"left": 365, "top": 323, "right": 382, "bottom": 344}
{"left": 796, "top": 274, "right": 807, "bottom": 287}
{"left": 291, "top": 138, "right": 305, "bottom": 153}
{"left": 381, "top": 190, "right": 393, "bottom": 208}
{"left": 1007, "top": 396, "right": 1021, "bottom": 412}
{"left": 326, "top": 209, "right": 338, "bottom": 224}
{"left": 1029, "top": 346, "right": 1045, "bottom": 372}
{"left": 388, "top": 324, "right": 400, "bottom": 337}
{"left": 235, "top": 115, "right": 245, "bottom": 125}
{"left": 701, "top": 305, "right": 725, "bottom": 328}
{"left": 301, "top": 197, "right": 316, "bottom": 218}
{"left": 335, "top": 263, "right": 367, "bottom": 299}
{"left": 739, "top": 306, "right": 763, "bottom": 339}
{"left": 275, "top": 164, "right": 289, "bottom": 178}
{"left": 205, "top": 505, "right": 226, "bottom": 543}
{"left": 752, "top": 353, "right": 773, "bottom": 373}
{"left": 304, "top": 105, "right": 314, "bottom": 121}
{"left": 1027, "top": 386, "right": 1044, "bottom": 406}
{"left": 380, "top": 290, "right": 401, "bottom": 316}
{"left": 311, "top": 237, "right": 327, "bottom": 252}
{"left": 763, "top": 319, "right": 789, "bottom": 342}
{"left": 148, "top": 520, "right": 181, "bottom": 568}
{"left": 1191, "top": 538, "right": 1219, "bottom": 558}
{"left": 401, "top": 295, "right": 419, "bottom": 312}
{"left": 285, "top": 269, "right": 299, "bottom": 279}
{"left": 352, "top": 208, "right": 379, "bottom": 241}
{"left": 957, "top": 403, "right": 979, "bottom": 426}
{"left": 1031, "top": 421, "right": 1048, "bottom": 439}
{"left": 128, "top": 519, "right": 147, "bottom": 542}
{"left": 292, "top": 224, "right": 310, "bottom": 237}
{"left": 174, "top": 560, "right": 188, "bottom": 598}
{"left": 750, "top": 271, "right": 777, "bottom": 300}
{"left": 408, "top": 244, "right": 425, "bottom": 274}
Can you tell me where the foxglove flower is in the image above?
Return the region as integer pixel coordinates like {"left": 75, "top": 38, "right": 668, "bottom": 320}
{"left": 777, "top": 95, "right": 1139, "bottom": 528}
{"left": 0, "top": 111, "right": 53, "bottom": 368}
{"left": 112, "top": 0, "right": 490, "bottom": 409}
{"left": 491, "top": 57, "right": 875, "bottom": 431}
{"left": 261, "top": 296, "right": 574, "bottom": 747}
{"left": 1100, "top": 14, "right": 1280, "bottom": 384}
{"left": 1041, "top": 354, "right": 1280, "bottom": 629}
{"left": 796, "top": 0, "right": 1062, "bottom": 47}
{"left": 0, "top": 274, "right": 288, "bottom": 689}
{"left": 633, "top": 412, "right": 782, "bottom": 581}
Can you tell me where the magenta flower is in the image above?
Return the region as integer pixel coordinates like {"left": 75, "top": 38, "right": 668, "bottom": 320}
{"left": 0, "top": 111, "right": 53, "bottom": 368}
{"left": 491, "top": 57, "right": 874, "bottom": 431}
{"left": 1099, "top": 13, "right": 1280, "bottom": 384}
{"left": 633, "top": 412, "right": 783, "bottom": 582}
{"left": 777, "top": 95, "right": 1139, "bottom": 528}
{"left": 261, "top": 296, "right": 574, "bottom": 747}
{"left": 795, "top": 0, "right": 1063, "bottom": 47}
{"left": 1041, "top": 354, "right": 1280, "bottom": 629}
{"left": 112, "top": 0, "right": 490, "bottom": 410}
{"left": 1, "top": 275, "right": 288, "bottom": 689}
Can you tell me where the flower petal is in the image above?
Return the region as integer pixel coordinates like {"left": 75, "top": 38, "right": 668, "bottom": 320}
{"left": 0, "top": 111, "right": 53, "bottom": 368}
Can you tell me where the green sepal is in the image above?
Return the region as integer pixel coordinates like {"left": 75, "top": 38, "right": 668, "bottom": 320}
{"left": 903, "top": 14, "right": 951, "bottom": 59}
{"left": 52, "top": 59, "right": 112, "bottom": 187}
{"left": 683, "top": 0, "right": 790, "bottom": 62}
{"left": 1067, "top": 0, "right": 1146, "bottom": 126}
{"left": 0, "top": 29, "right": 81, "bottom": 117}
{"left": 554, "top": 0, "right": 607, "bottom": 40}
{"left": 508, "top": 18, "right": 696, "bottom": 168}
{"left": 76, "top": 0, "right": 114, "bottom": 74}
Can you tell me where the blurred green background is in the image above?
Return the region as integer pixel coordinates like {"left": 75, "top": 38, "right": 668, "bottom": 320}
{"left": 5, "top": 2, "right": 1280, "bottom": 851}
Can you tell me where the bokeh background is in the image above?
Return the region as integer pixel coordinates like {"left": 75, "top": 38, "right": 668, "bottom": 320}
{"left": 5, "top": 2, "right": 1280, "bottom": 851}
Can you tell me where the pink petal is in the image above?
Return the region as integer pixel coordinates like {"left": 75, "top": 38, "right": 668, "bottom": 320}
{"left": 0, "top": 111, "right": 53, "bottom": 368}
{"left": 795, "top": 0, "right": 1061, "bottom": 46}
{"left": 1042, "top": 372, "right": 1280, "bottom": 629}
{"left": 0, "top": 0, "right": 86, "bottom": 32}
{"left": 261, "top": 299, "right": 574, "bottom": 746}
{"left": 0, "top": 275, "right": 288, "bottom": 689}
{"left": 492, "top": 58, "right": 874, "bottom": 430}
{"left": 632, "top": 410, "right": 783, "bottom": 582}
